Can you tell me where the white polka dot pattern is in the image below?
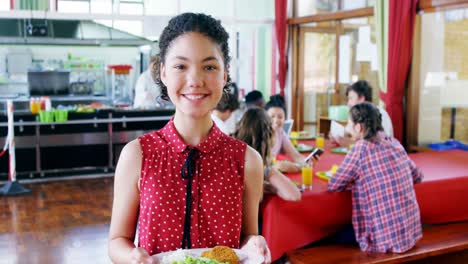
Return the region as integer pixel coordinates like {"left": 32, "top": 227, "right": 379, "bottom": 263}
{"left": 136, "top": 120, "right": 247, "bottom": 255}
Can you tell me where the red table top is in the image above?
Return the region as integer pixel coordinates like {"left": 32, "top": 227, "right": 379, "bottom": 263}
{"left": 261, "top": 141, "right": 468, "bottom": 261}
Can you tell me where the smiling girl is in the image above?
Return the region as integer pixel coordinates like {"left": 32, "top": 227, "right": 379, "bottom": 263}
{"left": 108, "top": 13, "right": 270, "bottom": 264}
{"left": 265, "top": 95, "right": 306, "bottom": 173}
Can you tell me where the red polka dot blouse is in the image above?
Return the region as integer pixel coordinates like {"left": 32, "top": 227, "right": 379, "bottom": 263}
{"left": 137, "top": 119, "right": 247, "bottom": 255}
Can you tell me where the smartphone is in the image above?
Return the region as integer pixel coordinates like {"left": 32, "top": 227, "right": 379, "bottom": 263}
{"left": 303, "top": 148, "right": 324, "bottom": 163}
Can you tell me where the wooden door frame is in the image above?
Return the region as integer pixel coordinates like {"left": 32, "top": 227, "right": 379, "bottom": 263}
{"left": 419, "top": 0, "right": 468, "bottom": 12}
{"left": 293, "top": 27, "right": 337, "bottom": 131}
{"left": 290, "top": 4, "right": 373, "bottom": 130}
{"left": 406, "top": 15, "right": 422, "bottom": 149}
{"left": 291, "top": 19, "right": 371, "bottom": 131}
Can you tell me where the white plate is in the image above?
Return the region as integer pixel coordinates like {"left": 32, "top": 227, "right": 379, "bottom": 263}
{"left": 154, "top": 248, "right": 264, "bottom": 264}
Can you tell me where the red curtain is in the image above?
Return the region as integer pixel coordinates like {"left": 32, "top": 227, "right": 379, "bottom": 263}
{"left": 275, "top": 0, "right": 288, "bottom": 96}
{"left": 380, "top": 0, "right": 418, "bottom": 142}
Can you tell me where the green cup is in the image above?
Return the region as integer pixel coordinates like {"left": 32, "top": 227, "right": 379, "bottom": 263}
{"left": 54, "top": 110, "right": 68, "bottom": 122}
{"left": 39, "top": 110, "right": 54, "bottom": 123}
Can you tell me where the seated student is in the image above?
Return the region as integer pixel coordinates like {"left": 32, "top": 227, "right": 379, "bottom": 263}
{"left": 233, "top": 108, "right": 301, "bottom": 202}
{"left": 211, "top": 85, "right": 240, "bottom": 135}
{"left": 265, "top": 95, "right": 306, "bottom": 173}
{"left": 328, "top": 102, "right": 423, "bottom": 253}
{"left": 245, "top": 90, "right": 266, "bottom": 108}
{"left": 330, "top": 80, "right": 393, "bottom": 147}
{"left": 225, "top": 89, "right": 264, "bottom": 131}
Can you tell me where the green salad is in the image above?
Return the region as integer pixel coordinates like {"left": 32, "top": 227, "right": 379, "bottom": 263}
{"left": 171, "top": 255, "right": 228, "bottom": 264}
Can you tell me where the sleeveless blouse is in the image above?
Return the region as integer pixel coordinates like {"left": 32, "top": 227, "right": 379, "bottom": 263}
{"left": 137, "top": 119, "right": 247, "bottom": 255}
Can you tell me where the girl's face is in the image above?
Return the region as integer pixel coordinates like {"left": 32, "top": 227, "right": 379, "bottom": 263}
{"left": 345, "top": 117, "right": 364, "bottom": 140}
{"left": 161, "top": 32, "right": 227, "bottom": 119}
{"left": 267, "top": 107, "right": 285, "bottom": 132}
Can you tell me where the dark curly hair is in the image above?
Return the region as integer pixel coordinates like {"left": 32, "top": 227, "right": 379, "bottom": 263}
{"left": 153, "top": 13, "right": 231, "bottom": 101}
{"left": 346, "top": 80, "right": 373, "bottom": 102}
{"left": 265, "top": 94, "right": 286, "bottom": 115}
{"left": 233, "top": 108, "right": 273, "bottom": 165}
{"left": 349, "top": 102, "right": 384, "bottom": 140}
{"left": 215, "top": 83, "right": 239, "bottom": 112}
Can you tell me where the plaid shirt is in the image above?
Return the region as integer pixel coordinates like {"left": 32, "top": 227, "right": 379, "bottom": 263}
{"left": 328, "top": 132, "right": 423, "bottom": 253}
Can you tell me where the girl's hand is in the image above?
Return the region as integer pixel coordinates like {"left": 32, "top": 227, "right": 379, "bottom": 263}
{"left": 131, "top": 247, "right": 157, "bottom": 264}
{"left": 241, "top": 235, "right": 272, "bottom": 264}
{"left": 276, "top": 160, "right": 301, "bottom": 173}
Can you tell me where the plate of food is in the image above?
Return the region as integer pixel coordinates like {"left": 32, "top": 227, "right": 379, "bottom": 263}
{"left": 296, "top": 143, "right": 314, "bottom": 152}
{"left": 316, "top": 171, "right": 332, "bottom": 181}
{"left": 331, "top": 147, "right": 348, "bottom": 154}
{"left": 290, "top": 131, "right": 314, "bottom": 140}
{"left": 154, "top": 246, "right": 264, "bottom": 264}
{"left": 316, "top": 165, "right": 339, "bottom": 181}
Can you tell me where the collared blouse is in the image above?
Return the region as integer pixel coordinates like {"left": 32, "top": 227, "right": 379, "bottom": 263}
{"left": 137, "top": 119, "right": 247, "bottom": 255}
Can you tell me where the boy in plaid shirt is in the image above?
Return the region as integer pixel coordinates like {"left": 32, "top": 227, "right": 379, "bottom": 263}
{"left": 328, "top": 102, "right": 423, "bottom": 253}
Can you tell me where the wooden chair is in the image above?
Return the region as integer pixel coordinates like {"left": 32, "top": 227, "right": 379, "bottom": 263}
{"left": 286, "top": 221, "right": 468, "bottom": 264}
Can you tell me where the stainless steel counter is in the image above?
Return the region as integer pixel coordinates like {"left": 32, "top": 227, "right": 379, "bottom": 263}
{"left": 0, "top": 110, "right": 174, "bottom": 179}
{"left": 0, "top": 115, "right": 172, "bottom": 127}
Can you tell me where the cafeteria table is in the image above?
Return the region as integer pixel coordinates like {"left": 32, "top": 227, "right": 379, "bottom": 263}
{"left": 261, "top": 144, "right": 468, "bottom": 261}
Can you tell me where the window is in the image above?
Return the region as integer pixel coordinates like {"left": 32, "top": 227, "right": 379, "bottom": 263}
{"left": 144, "top": 0, "right": 177, "bottom": 15}
{"left": 0, "top": 1, "right": 10, "bottom": 10}
{"left": 180, "top": 0, "right": 232, "bottom": 18}
{"left": 91, "top": 0, "right": 112, "bottom": 14}
{"left": 57, "top": 0, "right": 90, "bottom": 13}
{"left": 340, "top": 17, "right": 380, "bottom": 105}
{"left": 294, "top": 0, "right": 374, "bottom": 18}
{"left": 291, "top": 0, "right": 376, "bottom": 133}
{"left": 417, "top": 9, "right": 468, "bottom": 144}
{"left": 119, "top": 1, "right": 144, "bottom": 15}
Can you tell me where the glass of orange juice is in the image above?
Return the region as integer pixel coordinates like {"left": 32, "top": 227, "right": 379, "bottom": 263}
{"left": 29, "top": 98, "right": 41, "bottom": 115}
{"left": 290, "top": 131, "right": 299, "bottom": 138}
{"left": 316, "top": 133, "right": 325, "bottom": 149}
{"left": 301, "top": 165, "right": 313, "bottom": 190}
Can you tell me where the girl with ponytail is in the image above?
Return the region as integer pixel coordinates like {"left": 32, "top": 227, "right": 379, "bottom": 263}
{"left": 328, "top": 102, "right": 424, "bottom": 253}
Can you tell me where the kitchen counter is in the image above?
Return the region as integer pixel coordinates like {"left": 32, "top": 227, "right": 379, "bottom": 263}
{"left": 0, "top": 108, "right": 175, "bottom": 180}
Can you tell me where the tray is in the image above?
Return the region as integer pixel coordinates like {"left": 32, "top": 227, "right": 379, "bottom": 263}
{"left": 296, "top": 144, "right": 314, "bottom": 152}
{"left": 331, "top": 147, "right": 348, "bottom": 154}
{"left": 290, "top": 135, "right": 315, "bottom": 140}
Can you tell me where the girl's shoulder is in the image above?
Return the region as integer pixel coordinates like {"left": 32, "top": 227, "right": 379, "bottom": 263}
{"left": 214, "top": 133, "right": 248, "bottom": 158}
{"left": 137, "top": 130, "right": 170, "bottom": 156}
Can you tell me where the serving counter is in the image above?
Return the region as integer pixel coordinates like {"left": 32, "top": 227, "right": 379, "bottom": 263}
{"left": 0, "top": 108, "right": 174, "bottom": 180}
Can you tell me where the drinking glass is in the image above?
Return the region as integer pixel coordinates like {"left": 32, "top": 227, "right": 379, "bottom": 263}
{"left": 301, "top": 165, "right": 313, "bottom": 190}
{"left": 316, "top": 133, "right": 325, "bottom": 149}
